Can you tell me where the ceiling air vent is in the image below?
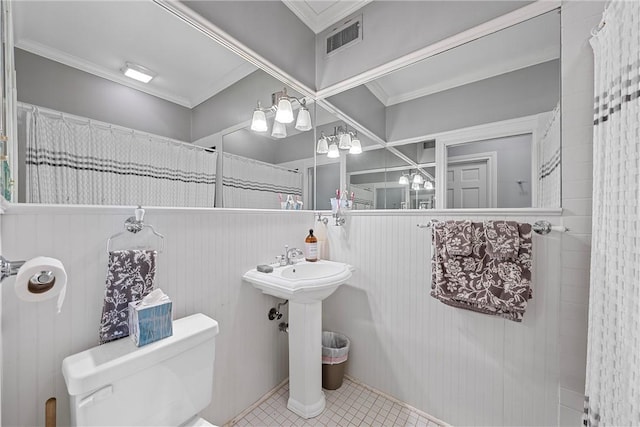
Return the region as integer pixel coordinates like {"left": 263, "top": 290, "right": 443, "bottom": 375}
{"left": 325, "top": 16, "right": 362, "bottom": 57}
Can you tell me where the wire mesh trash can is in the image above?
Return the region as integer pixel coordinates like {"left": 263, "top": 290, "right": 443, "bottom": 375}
{"left": 322, "top": 331, "right": 350, "bottom": 390}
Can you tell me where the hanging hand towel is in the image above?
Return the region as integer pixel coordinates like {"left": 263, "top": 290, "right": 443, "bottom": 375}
{"left": 443, "top": 220, "right": 473, "bottom": 256}
{"left": 484, "top": 220, "right": 520, "bottom": 260}
{"left": 431, "top": 221, "right": 532, "bottom": 322}
{"left": 99, "top": 250, "right": 157, "bottom": 344}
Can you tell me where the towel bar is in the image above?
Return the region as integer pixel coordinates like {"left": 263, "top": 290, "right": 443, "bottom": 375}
{"left": 416, "top": 220, "right": 569, "bottom": 235}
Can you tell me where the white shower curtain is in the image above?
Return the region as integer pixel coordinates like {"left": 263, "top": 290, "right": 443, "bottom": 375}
{"left": 22, "top": 104, "right": 218, "bottom": 207}
{"left": 222, "top": 152, "right": 303, "bottom": 209}
{"left": 537, "top": 103, "right": 561, "bottom": 208}
{"left": 585, "top": 1, "right": 640, "bottom": 426}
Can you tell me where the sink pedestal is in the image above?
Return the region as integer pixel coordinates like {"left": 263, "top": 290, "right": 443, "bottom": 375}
{"left": 287, "top": 300, "right": 325, "bottom": 418}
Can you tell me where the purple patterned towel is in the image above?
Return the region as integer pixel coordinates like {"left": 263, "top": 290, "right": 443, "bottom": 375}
{"left": 443, "top": 220, "right": 473, "bottom": 256}
{"left": 431, "top": 221, "right": 532, "bottom": 322}
{"left": 484, "top": 220, "right": 520, "bottom": 260}
{"left": 99, "top": 250, "right": 156, "bottom": 344}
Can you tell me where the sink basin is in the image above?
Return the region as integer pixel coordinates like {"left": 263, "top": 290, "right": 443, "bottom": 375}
{"left": 243, "top": 260, "right": 352, "bottom": 302}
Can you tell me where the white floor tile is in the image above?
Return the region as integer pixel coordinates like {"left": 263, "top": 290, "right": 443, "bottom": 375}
{"left": 229, "top": 377, "right": 444, "bottom": 427}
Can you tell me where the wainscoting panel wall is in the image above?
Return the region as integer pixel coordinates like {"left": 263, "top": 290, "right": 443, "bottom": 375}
{"left": 322, "top": 212, "right": 562, "bottom": 426}
{"left": 0, "top": 206, "right": 313, "bottom": 426}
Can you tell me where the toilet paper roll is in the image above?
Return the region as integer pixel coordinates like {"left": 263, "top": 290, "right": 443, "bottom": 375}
{"left": 14, "top": 256, "right": 67, "bottom": 314}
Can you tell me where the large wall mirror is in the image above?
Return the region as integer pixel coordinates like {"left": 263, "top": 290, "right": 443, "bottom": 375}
{"left": 4, "top": 0, "right": 317, "bottom": 209}
{"left": 1, "top": 2, "right": 561, "bottom": 212}
{"left": 323, "top": 9, "right": 561, "bottom": 210}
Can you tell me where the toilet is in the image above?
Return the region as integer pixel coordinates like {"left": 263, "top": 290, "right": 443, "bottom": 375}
{"left": 62, "top": 313, "right": 219, "bottom": 426}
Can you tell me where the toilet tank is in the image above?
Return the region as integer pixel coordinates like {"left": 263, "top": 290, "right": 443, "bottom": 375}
{"left": 62, "top": 313, "right": 219, "bottom": 426}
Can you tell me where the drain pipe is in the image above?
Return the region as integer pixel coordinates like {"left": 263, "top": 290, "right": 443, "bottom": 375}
{"left": 268, "top": 299, "right": 288, "bottom": 321}
{"left": 278, "top": 322, "right": 289, "bottom": 333}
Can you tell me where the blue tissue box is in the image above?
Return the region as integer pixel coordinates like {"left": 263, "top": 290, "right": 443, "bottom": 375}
{"left": 128, "top": 299, "right": 173, "bottom": 347}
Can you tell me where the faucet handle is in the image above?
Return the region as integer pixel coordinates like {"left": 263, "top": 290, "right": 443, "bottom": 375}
{"left": 275, "top": 255, "right": 286, "bottom": 266}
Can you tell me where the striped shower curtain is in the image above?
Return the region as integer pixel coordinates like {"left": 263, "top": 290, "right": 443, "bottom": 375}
{"left": 222, "top": 152, "right": 303, "bottom": 209}
{"left": 22, "top": 105, "right": 218, "bottom": 207}
{"left": 585, "top": 1, "right": 640, "bottom": 425}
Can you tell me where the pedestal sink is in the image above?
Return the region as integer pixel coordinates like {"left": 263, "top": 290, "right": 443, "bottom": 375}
{"left": 243, "top": 260, "right": 353, "bottom": 418}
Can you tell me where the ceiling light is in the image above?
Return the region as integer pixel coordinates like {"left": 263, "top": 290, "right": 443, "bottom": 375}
{"left": 327, "top": 143, "right": 340, "bottom": 158}
{"left": 271, "top": 120, "right": 287, "bottom": 139}
{"left": 121, "top": 62, "right": 156, "bottom": 83}
{"left": 399, "top": 174, "right": 410, "bottom": 185}
{"left": 349, "top": 138, "right": 362, "bottom": 154}
{"left": 317, "top": 134, "right": 329, "bottom": 154}
{"left": 250, "top": 87, "right": 313, "bottom": 138}
{"left": 250, "top": 104, "right": 268, "bottom": 132}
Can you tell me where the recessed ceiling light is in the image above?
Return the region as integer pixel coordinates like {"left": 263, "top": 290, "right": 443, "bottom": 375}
{"left": 121, "top": 62, "right": 156, "bottom": 83}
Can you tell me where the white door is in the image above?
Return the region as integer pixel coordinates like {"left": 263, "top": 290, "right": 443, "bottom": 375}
{"left": 447, "top": 160, "right": 489, "bottom": 208}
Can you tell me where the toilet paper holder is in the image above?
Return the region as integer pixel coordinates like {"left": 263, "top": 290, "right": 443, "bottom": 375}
{"left": 0, "top": 255, "right": 25, "bottom": 282}
{"left": 1, "top": 256, "right": 57, "bottom": 290}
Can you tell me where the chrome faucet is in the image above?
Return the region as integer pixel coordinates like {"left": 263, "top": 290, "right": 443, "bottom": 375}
{"left": 277, "top": 245, "right": 304, "bottom": 266}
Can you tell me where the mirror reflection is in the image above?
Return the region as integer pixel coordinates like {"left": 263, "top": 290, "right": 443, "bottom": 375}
{"left": 330, "top": 10, "right": 561, "bottom": 209}
{"left": 10, "top": 1, "right": 317, "bottom": 209}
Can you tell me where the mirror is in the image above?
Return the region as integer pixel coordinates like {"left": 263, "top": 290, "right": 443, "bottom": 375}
{"left": 7, "top": 1, "right": 317, "bottom": 209}
{"left": 327, "top": 10, "right": 561, "bottom": 209}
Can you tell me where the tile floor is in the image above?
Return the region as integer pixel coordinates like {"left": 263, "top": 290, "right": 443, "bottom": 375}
{"left": 229, "top": 377, "right": 443, "bottom": 427}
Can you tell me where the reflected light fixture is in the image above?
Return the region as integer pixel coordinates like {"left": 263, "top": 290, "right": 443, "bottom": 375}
{"left": 316, "top": 124, "right": 361, "bottom": 157}
{"left": 424, "top": 181, "right": 434, "bottom": 190}
{"left": 398, "top": 174, "right": 410, "bottom": 185}
{"left": 411, "top": 182, "right": 421, "bottom": 191}
{"left": 271, "top": 120, "right": 287, "bottom": 139}
{"left": 413, "top": 174, "right": 424, "bottom": 185}
{"left": 121, "top": 62, "right": 156, "bottom": 83}
{"left": 250, "top": 87, "right": 313, "bottom": 136}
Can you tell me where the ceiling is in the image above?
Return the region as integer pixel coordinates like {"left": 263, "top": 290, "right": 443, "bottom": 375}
{"left": 365, "top": 10, "right": 560, "bottom": 107}
{"left": 281, "top": 0, "right": 372, "bottom": 34}
{"left": 12, "top": 1, "right": 257, "bottom": 108}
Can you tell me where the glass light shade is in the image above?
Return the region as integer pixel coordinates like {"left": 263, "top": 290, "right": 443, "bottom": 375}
{"left": 349, "top": 138, "right": 362, "bottom": 154}
{"left": 398, "top": 174, "right": 410, "bottom": 185}
{"left": 412, "top": 182, "right": 421, "bottom": 191}
{"left": 275, "top": 98, "right": 294, "bottom": 123}
{"left": 327, "top": 143, "right": 340, "bottom": 158}
{"left": 271, "top": 120, "right": 287, "bottom": 138}
{"left": 250, "top": 109, "right": 268, "bottom": 132}
{"left": 317, "top": 138, "right": 329, "bottom": 154}
{"left": 295, "top": 108, "right": 312, "bottom": 131}
{"left": 413, "top": 174, "right": 424, "bottom": 185}
{"left": 339, "top": 132, "right": 352, "bottom": 149}
{"left": 424, "top": 181, "right": 434, "bottom": 190}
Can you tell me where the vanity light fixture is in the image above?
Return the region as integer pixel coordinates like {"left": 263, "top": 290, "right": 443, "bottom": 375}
{"left": 424, "top": 181, "right": 434, "bottom": 190}
{"left": 398, "top": 174, "right": 410, "bottom": 185}
{"left": 316, "top": 124, "right": 361, "bottom": 157}
{"left": 250, "top": 88, "right": 312, "bottom": 135}
{"left": 412, "top": 174, "right": 424, "bottom": 185}
{"left": 411, "top": 182, "right": 422, "bottom": 191}
{"left": 121, "top": 62, "right": 156, "bottom": 83}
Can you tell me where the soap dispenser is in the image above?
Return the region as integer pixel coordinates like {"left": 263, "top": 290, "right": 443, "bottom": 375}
{"left": 305, "top": 229, "right": 318, "bottom": 262}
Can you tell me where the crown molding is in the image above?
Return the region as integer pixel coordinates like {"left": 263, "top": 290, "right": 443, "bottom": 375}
{"left": 377, "top": 49, "right": 559, "bottom": 107}
{"left": 15, "top": 39, "right": 193, "bottom": 108}
{"left": 281, "top": 0, "right": 373, "bottom": 34}
{"left": 191, "top": 61, "right": 257, "bottom": 107}
{"left": 364, "top": 80, "right": 389, "bottom": 105}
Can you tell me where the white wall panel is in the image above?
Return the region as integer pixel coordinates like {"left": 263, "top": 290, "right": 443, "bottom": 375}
{"left": 322, "top": 212, "right": 562, "bottom": 426}
{"left": 1, "top": 206, "right": 313, "bottom": 426}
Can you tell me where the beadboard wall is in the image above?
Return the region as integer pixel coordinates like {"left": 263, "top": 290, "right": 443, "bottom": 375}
{"left": 0, "top": 205, "right": 313, "bottom": 426}
{"left": 322, "top": 211, "right": 562, "bottom": 426}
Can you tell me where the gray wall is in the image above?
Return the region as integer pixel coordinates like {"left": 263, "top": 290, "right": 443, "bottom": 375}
{"left": 222, "top": 129, "right": 278, "bottom": 164}
{"left": 447, "top": 134, "right": 532, "bottom": 208}
{"left": 315, "top": 1, "right": 533, "bottom": 90}
{"left": 15, "top": 48, "right": 191, "bottom": 141}
{"left": 183, "top": 0, "right": 316, "bottom": 91}
{"left": 325, "top": 85, "right": 386, "bottom": 140}
{"left": 386, "top": 60, "right": 560, "bottom": 141}
{"left": 315, "top": 162, "right": 340, "bottom": 210}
